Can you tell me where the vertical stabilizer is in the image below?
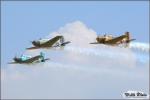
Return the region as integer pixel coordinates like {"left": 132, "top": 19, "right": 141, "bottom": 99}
{"left": 40, "top": 52, "right": 45, "bottom": 62}
{"left": 125, "top": 32, "right": 130, "bottom": 42}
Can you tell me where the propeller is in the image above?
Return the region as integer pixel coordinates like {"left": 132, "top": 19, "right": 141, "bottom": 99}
{"left": 13, "top": 55, "right": 17, "bottom": 61}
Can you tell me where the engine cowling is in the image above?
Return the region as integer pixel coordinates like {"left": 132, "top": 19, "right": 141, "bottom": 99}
{"left": 96, "top": 37, "right": 105, "bottom": 43}
{"left": 125, "top": 32, "right": 130, "bottom": 43}
{"left": 32, "top": 41, "right": 40, "bottom": 47}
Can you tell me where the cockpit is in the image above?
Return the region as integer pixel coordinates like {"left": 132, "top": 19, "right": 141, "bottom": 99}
{"left": 20, "top": 55, "right": 32, "bottom": 61}
{"left": 32, "top": 39, "right": 49, "bottom": 46}
{"left": 38, "top": 39, "right": 49, "bottom": 44}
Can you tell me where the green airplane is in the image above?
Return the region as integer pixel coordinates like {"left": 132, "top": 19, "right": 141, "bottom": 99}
{"left": 8, "top": 52, "right": 49, "bottom": 64}
{"left": 27, "top": 35, "right": 71, "bottom": 50}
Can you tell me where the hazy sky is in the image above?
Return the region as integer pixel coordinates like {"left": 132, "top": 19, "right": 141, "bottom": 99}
{"left": 1, "top": 1, "right": 149, "bottom": 99}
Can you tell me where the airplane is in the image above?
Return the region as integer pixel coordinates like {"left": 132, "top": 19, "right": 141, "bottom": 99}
{"left": 27, "top": 35, "right": 71, "bottom": 50}
{"left": 90, "top": 32, "right": 136, "bottom": 47}
{"left": 8, "top": 52, "right": 49, "bottom": 64}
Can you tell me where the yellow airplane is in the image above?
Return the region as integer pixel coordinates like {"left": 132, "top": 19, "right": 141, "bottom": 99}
{"left": 90, "top": 32, "right": 135, "bottom": 47}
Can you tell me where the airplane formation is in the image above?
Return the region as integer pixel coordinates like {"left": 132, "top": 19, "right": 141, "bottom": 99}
{"left": 8, "top": 32, "right": 135, "bottom": 64}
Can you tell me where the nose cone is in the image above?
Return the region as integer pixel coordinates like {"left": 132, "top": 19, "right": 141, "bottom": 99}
{"left": 13, "top": 56, "right": 17, "bottom": 61}
{"left": 32, "top": 41, "right": 36, "bottom": 45}
{"left": 32, "top": 41, "right": 40, "bottom": 46}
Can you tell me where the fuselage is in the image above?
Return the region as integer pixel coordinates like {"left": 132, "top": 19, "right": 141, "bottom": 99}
{"left": 96, "top": 35, "right": 113, "bottom": 44}
{"left": 32, "top": 39, "right": 50, "bottom": 47}
{"left": 13, "top": 55, "right": 43, "bottom": 64}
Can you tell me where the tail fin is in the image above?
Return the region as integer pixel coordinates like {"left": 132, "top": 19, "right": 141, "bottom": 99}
{"left": 125, "top": 32, "right": 130, "bottom": 42}
{"left": 124, "top": 32, "right": 136, "bottom": 47}
{"left": 124, "top": 32, "right": 130, "bottom": 47}
{"left": 40, "top": 52, "right": 45, "bottom": 61}
{"left": 60, "top": 36, "right": 64, "bottom": 43}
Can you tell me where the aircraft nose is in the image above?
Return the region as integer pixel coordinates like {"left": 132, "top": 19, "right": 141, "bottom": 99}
{"left": 32, "top": 41, "right": 37, "bottom": 45}
{"left": 32, "top": 41, "right": 35, "bottom": 44}
{"left": 13, "top": 56, "right": 17, "bottom": 61}
{"left": 32, "top": 41, "right": 40, "bottom": 46}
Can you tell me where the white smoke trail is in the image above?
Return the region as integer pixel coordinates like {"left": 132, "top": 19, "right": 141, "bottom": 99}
{"left": 129, "top": 42, "right": 149, "bottom": 53}
{"left": 62, "top": 45, "right": 138, "bottom": 68}
{"left": 64, "top": 45, "right": 127, "bottom": 59}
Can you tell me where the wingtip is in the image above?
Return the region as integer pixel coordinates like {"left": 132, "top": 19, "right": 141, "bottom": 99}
{"left": 26, "top": 48, "right": 31, "bottom": 50}
{"left": 7, "top": 62, "right": 16, "bottom": 64}
{"left": 26, "top": 46, "right": 38, "bottom": 50}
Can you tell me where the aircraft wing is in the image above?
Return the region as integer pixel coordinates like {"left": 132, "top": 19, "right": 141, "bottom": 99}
{"left": 41, "top": 36, "right": 63, "bottom": 47}
{"left": 90, "top": 42, "right": 100, "bottom": 44}
{"left": 43, "top": 58, "right": 50, "bottom": 61}
{"left": 105, "top": 35, "right": 126, "bottom": 45}
{"left": 8, "top": 62, "right": 17, "bottom": 64}
{"left": 26, "top": 46, "right": 41, "bottom": 50}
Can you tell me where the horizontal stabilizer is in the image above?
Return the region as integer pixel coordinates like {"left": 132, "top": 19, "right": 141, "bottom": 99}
{"left": 90, "top": 42, "right": 100, "bottom": 44}
{"left": 129, "top": 39, "right": 136, "bottom": 42}
{"left": 44, "top": 58, "right": 50, "bottom": 61}
{"left": 61, "top": 41, "right": 71, "bottom": 46}
{"left": 127, "top": 39, "right": 136, "bottom": 43}
{"left": 41, "top": 58, "right": 50, "bottom": 62}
